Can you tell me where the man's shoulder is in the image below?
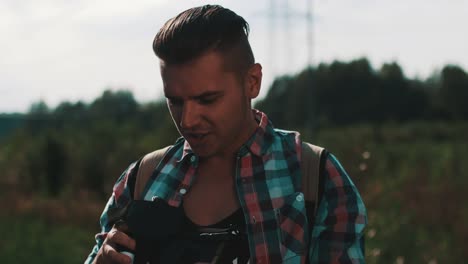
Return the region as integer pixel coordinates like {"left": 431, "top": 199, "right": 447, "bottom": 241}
{"left": 270, "top": 128, "right": 325, "bottom": 155}
{"left": 268, "top": 128, "right": 300, "bottom": 148}
{"left": 138, "top": 145, "right": 174, "bottom": 179}
{"left": 142, "top": 145, "right": 172, "bottom": 162}
{"left": 141, "top": 137, "right": 185, "bottom": 162}
{"left": 133, "top": 145, "right": 173, "bottom": 199}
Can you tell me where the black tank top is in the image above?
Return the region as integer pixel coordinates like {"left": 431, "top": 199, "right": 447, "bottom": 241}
{"left": 158, "top": 208, "right": 250, "bottom": 264}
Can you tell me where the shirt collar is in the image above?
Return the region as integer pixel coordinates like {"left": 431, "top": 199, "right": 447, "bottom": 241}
{"left": 181, "top": 138, "right": 195, "bottom": 161}
{"left": 179, "top": 109, "right": 275, "bottom": 159}
{"left": 242, "top": 109, "right": 275, "bottom": 156}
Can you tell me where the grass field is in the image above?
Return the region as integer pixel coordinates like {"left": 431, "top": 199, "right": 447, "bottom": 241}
{"left": 1, "top": 122, "right": 467, "bottom": 263}
{"left": 313, "top": 122, "right": 468, "bottom": 263}
{"left": 0, "top": 214, "right": 92, "bottom": 264}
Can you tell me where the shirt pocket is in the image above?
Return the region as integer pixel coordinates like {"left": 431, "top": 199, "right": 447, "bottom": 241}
{"left": 274, "top": 192, "right": 308, "bottom": 260}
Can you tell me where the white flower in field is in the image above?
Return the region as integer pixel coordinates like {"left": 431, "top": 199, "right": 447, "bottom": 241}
{"left": 362, "top": 151, "right": 371, "bottom": 159}
{"left": 396, "top": 256, "right": 405, "bottom": 264}
{"left": 371, "top": 248, "right": 381, "bottom": 257}
{"left": 367, "top": 228, "right": 376, "bottom": 238}
{"left": 359, "top": 163, "right": 368, "bottom": 171}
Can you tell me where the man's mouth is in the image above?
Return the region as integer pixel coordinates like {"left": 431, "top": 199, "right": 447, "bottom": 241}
{"left": 185, "top": 132, "right": 209, "bottom": 141}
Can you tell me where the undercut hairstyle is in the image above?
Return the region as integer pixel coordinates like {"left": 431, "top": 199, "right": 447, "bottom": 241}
{"left": 153, "top": 5, "right": 255, "bottom": 75}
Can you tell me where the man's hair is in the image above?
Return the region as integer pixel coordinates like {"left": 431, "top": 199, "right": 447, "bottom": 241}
{"left": 153, "top": 5, "right": 255, "bottom": 74}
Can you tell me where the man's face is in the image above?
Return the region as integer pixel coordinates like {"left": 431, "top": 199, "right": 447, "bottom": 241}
{"left": 161, "top": 51, "right": 261, "bottom": 158}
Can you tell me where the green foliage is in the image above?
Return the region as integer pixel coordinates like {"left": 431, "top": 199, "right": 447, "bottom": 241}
{"left": 440, "top": 65, "right": 468, "bottom": 119}
{"left": 1, "top": 89, "right": 177, "bottom": 198}
{"left": 255, "top": 59, "right": 468, "bottom": 126}
{"left": 0, "top": 59, "right": 467, "bottom": 263}
{"left": 0, "top": 113, "right": 25, "bottom": 140}
{"left": 0, "top": 215, "right": 91, "bottom": 264}
{"left": 307, "top": 122, "right": 468, "bottom": 263}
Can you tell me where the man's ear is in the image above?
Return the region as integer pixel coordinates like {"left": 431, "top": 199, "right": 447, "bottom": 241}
{"left": 244, "top": 63, "right": 262, "bottom": 99}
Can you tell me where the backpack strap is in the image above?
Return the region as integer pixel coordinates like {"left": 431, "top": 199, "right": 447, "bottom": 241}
{"left": 133, "top": 146, "right": 171, "bottom": 200}
{"left": 132, "top": 143, "right": 328, "bottom": 212}
{"left": 301, "top": 142, "right": 327, "bottom": 216}
{"left": 301, "top": 142, "right": 327, "bottom": 264}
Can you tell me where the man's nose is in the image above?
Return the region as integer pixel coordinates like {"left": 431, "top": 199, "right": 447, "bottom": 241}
{"left": 180, "top": 102, "right": 199, "bottom": 129}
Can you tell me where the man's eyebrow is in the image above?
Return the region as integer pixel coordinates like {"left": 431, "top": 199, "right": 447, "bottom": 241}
{"left": 193, "top": 91, "right": 223, "bottom": 99}
{"left": 166, "top": 91, "right": 224, "bottom": 100}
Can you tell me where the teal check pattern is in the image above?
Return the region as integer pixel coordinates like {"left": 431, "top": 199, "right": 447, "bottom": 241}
{"left": 85, "top": 110, "right": 367, "bottom": 264}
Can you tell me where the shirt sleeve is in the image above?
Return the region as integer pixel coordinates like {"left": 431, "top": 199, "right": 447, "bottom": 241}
{"left": 309, "top": 153, "right": 367, "bottom": 263}
{"left": 84, "top": 161, "right": 138, "bottom": 264}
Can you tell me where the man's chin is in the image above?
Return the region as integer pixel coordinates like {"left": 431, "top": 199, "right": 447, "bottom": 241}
{"left": 191, "top": 148, "right": 216, "bottom": 159}
{"left": 186, "top": 141, "right": 212, "bottom": 156}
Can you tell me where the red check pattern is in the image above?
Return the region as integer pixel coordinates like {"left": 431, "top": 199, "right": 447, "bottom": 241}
{"left": 85, "top": 110, "right": 367, "bottom": 264}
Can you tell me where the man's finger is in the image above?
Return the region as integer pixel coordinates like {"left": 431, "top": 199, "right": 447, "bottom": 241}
{"left": 103, "top": 244, "right": 132, "bottom": 264}
{"left": 107, "top": 229, "right": 136, "bottom": 251}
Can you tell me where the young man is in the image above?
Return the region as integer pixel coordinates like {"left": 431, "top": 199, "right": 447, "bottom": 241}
{"left": 86, "top": 5, "right": 367, "bottom": 264}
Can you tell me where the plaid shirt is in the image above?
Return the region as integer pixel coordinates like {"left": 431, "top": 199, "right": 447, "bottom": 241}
{"left": 85, "top": 110, "right": 367, "bottom": 264}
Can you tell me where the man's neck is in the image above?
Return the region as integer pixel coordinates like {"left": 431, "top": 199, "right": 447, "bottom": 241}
{"left": 201, "top": 114, "right": 258, "bottom": 163}
{"left": 197, "top": 114, "right": 258, "bottom": 180}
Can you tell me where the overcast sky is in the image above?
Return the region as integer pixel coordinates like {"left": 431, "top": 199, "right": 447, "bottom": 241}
{"left": 1, "top": 0, "right": 467, "bottom": 113}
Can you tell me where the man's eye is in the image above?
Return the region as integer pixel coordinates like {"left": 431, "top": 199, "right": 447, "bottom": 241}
{"left": 199, "top": 97, "right": 217, "bottom": 105}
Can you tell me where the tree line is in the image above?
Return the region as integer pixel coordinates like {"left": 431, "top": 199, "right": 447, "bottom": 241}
{"left": 256, "top": 58, "right": 468, "bottom": 129}
{"left": 1, "top": 90, "right": 178, "bottom": 198}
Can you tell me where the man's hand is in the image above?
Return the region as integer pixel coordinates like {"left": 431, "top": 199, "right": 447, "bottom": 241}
{"left": 93, "top": 227, "right": 136, "bottom": 264}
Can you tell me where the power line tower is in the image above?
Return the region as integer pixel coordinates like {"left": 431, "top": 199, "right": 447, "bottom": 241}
{"left": 268, "top": 0, "right": 314, "bottom": 75}
{"left": 306, "top": 0, "right": 314, "bottom": 68}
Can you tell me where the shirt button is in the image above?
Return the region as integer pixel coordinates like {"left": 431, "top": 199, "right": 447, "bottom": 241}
{"left": 179, "top": 188, "right": 187, "bottom": 195}
{"left": 296, "top": 193, "right": 304, "bottom": 202}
